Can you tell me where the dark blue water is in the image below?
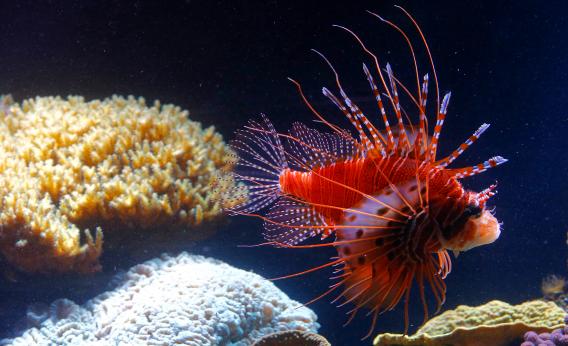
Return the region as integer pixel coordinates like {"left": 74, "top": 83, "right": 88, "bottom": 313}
{"left": 0, "top": 1, "right": 567, "bottom": 345}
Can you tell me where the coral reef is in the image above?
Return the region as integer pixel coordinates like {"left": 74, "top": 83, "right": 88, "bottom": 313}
{"left": 0, "top": 95, "right": 243, "bottom": 273}
{"left": 542, "top": 274, "right": 568, "bottom": 311}
{"left": 374, "top": 300, "right": 565, "bottom": 346}
{"left": 521, "top": 315, "right": 568, "bottom": 345}
{"left": 2, "top": 252, "right": 319, "bottom": 346}
{"left": 252, "top": 330, "right": 330, "bottom": 346}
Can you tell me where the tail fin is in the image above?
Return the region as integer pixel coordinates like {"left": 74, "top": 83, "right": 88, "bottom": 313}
{"left": 226, "top": 114, "right": 287, "bottom": 214}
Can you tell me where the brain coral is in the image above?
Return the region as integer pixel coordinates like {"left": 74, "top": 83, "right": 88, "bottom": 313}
{"left": 0, "top": 95, "right": 242, "bottom": 273}
{"left": 3, "top": 252, "right": 319, "bottom": 346}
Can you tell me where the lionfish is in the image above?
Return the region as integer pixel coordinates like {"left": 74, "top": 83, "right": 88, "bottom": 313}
{"left": 225, "top": 7, "right": 506, "bottom": 338}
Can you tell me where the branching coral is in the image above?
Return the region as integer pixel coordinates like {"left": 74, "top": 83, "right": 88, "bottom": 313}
{"left": 0, "top": 95, "right": 243, "bottom": 273}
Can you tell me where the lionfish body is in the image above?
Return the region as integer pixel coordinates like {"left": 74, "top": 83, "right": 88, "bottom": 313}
{"left": 227, "top": 8, "right": 506, "bottom": 337}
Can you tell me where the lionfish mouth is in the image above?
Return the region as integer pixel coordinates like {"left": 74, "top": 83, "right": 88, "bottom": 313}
{"left": 445, "top": 209, "right": 501, "bottom": 254}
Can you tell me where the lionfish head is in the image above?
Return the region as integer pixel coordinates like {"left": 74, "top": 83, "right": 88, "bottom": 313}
{"left": 443, "top": 185, "right": 501, "bottom": 255}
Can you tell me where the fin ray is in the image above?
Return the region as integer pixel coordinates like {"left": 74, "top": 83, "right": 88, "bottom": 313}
{"left": 263, "top": 198, "right": 328, "bottom": 245}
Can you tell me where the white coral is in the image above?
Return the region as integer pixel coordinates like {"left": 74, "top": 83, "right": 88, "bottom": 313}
{"left": 4, "top": 253, "right": 319, "bottom": 346}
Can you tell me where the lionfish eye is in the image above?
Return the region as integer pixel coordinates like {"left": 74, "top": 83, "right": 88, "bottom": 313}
{"left": 463, "top": 204, "right": 483, "bottom": 219}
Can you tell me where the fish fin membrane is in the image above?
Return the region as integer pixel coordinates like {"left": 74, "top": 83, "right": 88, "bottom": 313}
{"left": 228, "top": 114, "right": 287, "bottom": 214}
{"left": 263, "top": 198, "right": 328, "bottom": 246}
{"left": 287, "top": 122, "right": 358, "bottom": 170}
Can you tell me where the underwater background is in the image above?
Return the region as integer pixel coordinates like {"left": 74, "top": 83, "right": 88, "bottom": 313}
{"left": 0, "top": 0, "right": 566, "bottom": 345}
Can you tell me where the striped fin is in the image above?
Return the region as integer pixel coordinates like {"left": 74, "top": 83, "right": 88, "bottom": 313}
{"left": 386, "top": 63, "right": 411, "bottom": 154}
{"left": 362, "top": 63, "right": 395, "bottom": 152}
{"left": 322, "top": 87, "right": 386, "bottom": 156}
{"left": 428, "top": 91, "right": 451, "bottom": 161}
{"left": 322, "top": 88, "right": 366, "bottom": 144}
{"left": 420, "top": 73, "right": 429, "bottom": 113}
{"left": 475, "top": 183, "right": 497, "bottom": 206}
{"left": 437, "top": 123, "right": 490, "bottom": 168}
{"left": 338, "top": 88, "right": 387, "bottom": 154}
{"left": 415, "top": 74, "right": 429, "bottom": 159}
{"left": 451, "top": 156, "right": 508, "bottom": 179}
{"left": 312, "top": 48, "right": 386, "bottom": 156}
{"left": 263, "top": 198, "right": 328, "bottom": 246}
{"left": 287, "top": 122, "right": 358, "bottom": 169}
{"left": 227, "top": 115, "right": 287, "bottom": 214}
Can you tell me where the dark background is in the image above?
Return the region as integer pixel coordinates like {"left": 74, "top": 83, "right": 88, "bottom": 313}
{"left": 0, "top": 1, "right": 567, "bottom": 345}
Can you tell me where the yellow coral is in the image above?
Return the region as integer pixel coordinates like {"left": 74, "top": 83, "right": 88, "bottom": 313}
{"left": 374, "top": 300, "right": 565, "bottom": 346}
{"left": 0, "top": 95, "right": 243, "bottom": 273}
